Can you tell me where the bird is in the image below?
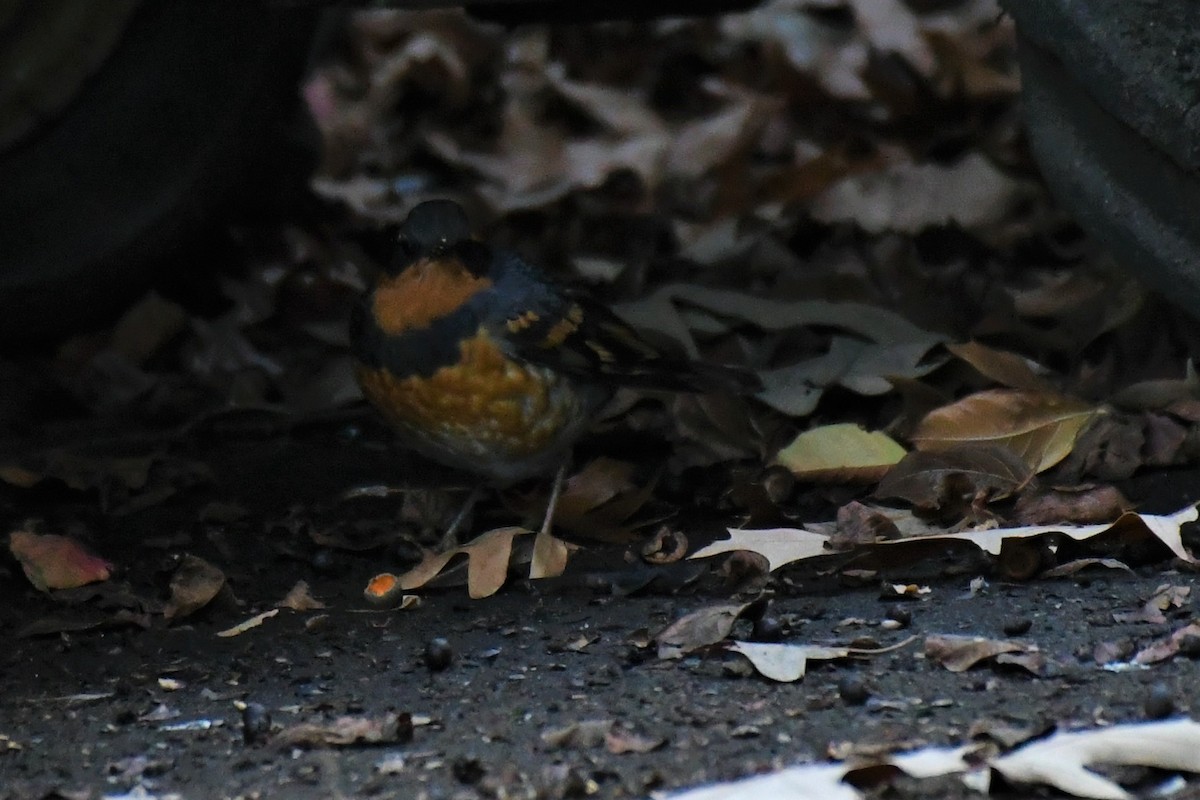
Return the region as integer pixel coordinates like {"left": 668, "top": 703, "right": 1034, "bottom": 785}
{"left": 350, "top": 198, "right": 759, "bottom": 548}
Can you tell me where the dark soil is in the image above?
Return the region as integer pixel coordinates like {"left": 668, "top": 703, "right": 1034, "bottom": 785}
{"left": 3, "top": 420, "right": 1199, "bottom": 800}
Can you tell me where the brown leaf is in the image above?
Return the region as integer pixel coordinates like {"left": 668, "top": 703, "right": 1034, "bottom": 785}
{"left": 1113, "top": 585, "right": 1189, "bottom": 625}
{"left": 875, "top": 445, "right": 1034, "bottom": 511}
{"left": 392, "top": 526, "right": 529, "bottom": 599}
{"left": 1013, "top": 485, "right": 1131, "bottom": 525}
{"left": 830, "top": 501, "right": 900, "bottom": 549}
{"left": 911, "top": 389, "right": 1101, "bottom": 473}
{"left": 276, "top": 712, "right": 413, "bottom": 749}
{"left": 541, "top": 719, "right": 613, "bottom": 750}
{"left": 8, "top": 531, "right": 113, "bottom": 592}
{"left": 605, "top": 728, "right": 665, "bottom": 755}
{"left": 1136, "top": 621, "right": 1200, "bottom": 665}
{"left": 164, "top": 554, "right": 226, "bottom": 621}
{"left": 277, "top": 580, "right": 326, "bottom": 612}
{"left": 944, "top": 341, "right": 1053, "bottom": 392}
{"left": 925, "top": 633, "right": 1041, "bottom": 674}
{"left": 655, "top": 600, "right": 765, "bottom": 659}
{"left": 547, "top": 457, "right": 655, "bottom": 540}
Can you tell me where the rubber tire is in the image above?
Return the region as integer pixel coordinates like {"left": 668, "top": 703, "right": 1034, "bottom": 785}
{"left": 0, "top": 3, "right": 317, "bottom": 346}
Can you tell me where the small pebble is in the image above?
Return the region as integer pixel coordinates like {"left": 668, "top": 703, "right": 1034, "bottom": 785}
{"left": 1002, "top": 617, "right": 1032, "bottom": 637}
{"left": 1177, "top": 634, "right": 1200, "bottom": 658}
{"left": 1144, "top": 683, "right": 1176, "bottom": 720}
{"left": 884, "top": 605, "right": 911, "bottom": 628}
{"left": 838, "top": 676, "right": 870, "bottom": 706}
{"left": 241, "top": 702, "right": 271, "bottom": 745}
{"left": 310, "top": 548, "right": 337, "bottom": 574}
{"left": 751, "top": 616, "right": 783, "bottom": 642}
{"left": 452, "top": 756, "right": 486, "bottom": 785}
{"left": 424, "top": 637, "right": 454, "bottom": 671}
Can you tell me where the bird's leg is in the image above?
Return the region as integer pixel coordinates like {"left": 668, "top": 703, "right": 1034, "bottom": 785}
{"left": 538, "top": 463, "right": 568, "bottom": 538}
{"left": 439, "top": 483, "right": 484, "bottom": 551}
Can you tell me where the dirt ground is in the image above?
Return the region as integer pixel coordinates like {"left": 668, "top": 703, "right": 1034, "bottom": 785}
{"left": 3, "top": 415, "right": 1200, "bottom": 800}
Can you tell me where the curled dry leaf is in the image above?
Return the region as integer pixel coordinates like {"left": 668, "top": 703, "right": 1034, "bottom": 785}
{"left": 1112, "top": 584, "right": 1189, "bottom": 625}
{"left": 216, "top": 609, "right": 279, "bottom": 638}
{"left": 8, "top": 531, "right": 113, "bottom": 592}
{"left": 605, "top": 728, "right": 665, "bottom": 755}
{"left": 1013, "top": 485, "right": 1131, "bottom": 526}
{"left": 727, "top": 641, "right": 849, "bottom": 683}
{"left": 924, "top": 634, "right": 1041, "bottom": 675}
{"left": 911, "top": 389, "right": 1101, "bottom": 473}
{"left": 389, "top": 526, "right": 531, "bottom": 600}
{"left": 944, "top": 341, "right": 1053, "bottom": 392}
{"left": 875, "top": 445, "right": 1034, "bottom": 512}
{"left": 642, "top": 526, "right": 689, "bottom": 565}
{"left": 1135, "top": 620, "right": 1200, "bottom": 665}
{"left": 774, "top": 423, "right": 906, "bottom": 483}
{"left": 276, "top": 712, "right": 413, "bottom": 749}
{"left": 277, "top": 580, "right": 325, "bottom": 612}
{"left": 830, "top": 501, "right": 901, "bottom": 549}
{"left": 164, "top": 554, "right": 226, "bottom": 621}
{"left": 541, "top": 719, "right": 613, "bottom": 750}
{"left": 655, "top": 600, "right": 766, "bottom": 660}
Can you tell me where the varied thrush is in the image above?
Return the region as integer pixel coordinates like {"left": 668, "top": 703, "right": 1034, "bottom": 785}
{"left": 350, "top": 199, "right": 758, "bottom": 542}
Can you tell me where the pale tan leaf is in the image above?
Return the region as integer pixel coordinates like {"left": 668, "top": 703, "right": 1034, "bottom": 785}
{"left": 689, "top": 528, "right": 832, "bottom": 572}
{"left": 216, "top": 609, "right": 279, "bottom": 638}
{"left": 774, "top": 424, "right": 906, "bottom": 483}
{"left": 912, "top": 389, "right": 1101, "bottom": 472}
{"left": 992, "top": 719, "right": 1200, "bottom": 800}
{"left": 530, "top": 529, "right": 570, "bottom": 580}
{"left": 728, "top": 641, "right": 849, "bottom": 682}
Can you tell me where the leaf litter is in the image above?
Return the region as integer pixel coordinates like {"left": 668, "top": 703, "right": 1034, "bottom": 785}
{"left": 9, "top": 2, "right": 1200, "bottom": 797}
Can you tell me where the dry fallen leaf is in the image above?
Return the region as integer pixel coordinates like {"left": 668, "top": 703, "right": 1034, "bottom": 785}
{"left": 695, "top": 505, "right": 1198, "bottom": 576}
{"left": 944, "top": 340, "right": 1054, "bottom": 392}
{"left": 541, "top": 719, "right": 613, "bottom": 750}
{"left": 164, "top": 554, "right": 226, "bottom": 621}
{"left": 992, "top": 719, "right": 1200, "bottom": 800}
{"left": 216, "top": 609, "right": 279, "bottom": 638}
{"left": 655, "top": 601, "right": 765, "bottom": 660}
{"left": 277, "top": 580, "right": 326, "bottom": 612}
{"left": 1112, "top": 584, "right": 1189, "bottom": 625}
{"left": 390, "top": 526, "right": 531, "bottom": 599}
{"left": 774, "top": 424, "right": 906, "bottom": 483}
{"left": 1013, "top": 485, "right": 1131, "bottom": 526}
{"left": 924, "top": 634, "right": 1042, "bottom": 674}
{"left": 689, "top": 528, "right": 833, "bottom": 572}
{"left": 875, "top": 445, "right": 1034, "bottom": 512}
{"left": 276, "top": 712, "right": 413, "bottom": 749}
{"left": 911, "top": 389, "right": 1101, "bottom": 473}
{"left": 8, "top": 531, "right": 113, "bottom": 592}
{"left": 727, "top": 641, "right": 849, "bottom": 683}
{"left": 1135, "top": 620, "right": 1200, "bottom": 665}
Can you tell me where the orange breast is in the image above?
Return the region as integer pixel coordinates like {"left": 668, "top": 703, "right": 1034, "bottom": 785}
{"left": 356, "top": 330, "right": 581, "bottom": 462}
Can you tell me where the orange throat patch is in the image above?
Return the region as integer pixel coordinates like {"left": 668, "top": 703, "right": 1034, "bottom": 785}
{"left": 371, "top": 258, "right": 492, "bottom": 334}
